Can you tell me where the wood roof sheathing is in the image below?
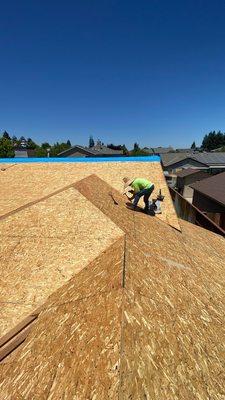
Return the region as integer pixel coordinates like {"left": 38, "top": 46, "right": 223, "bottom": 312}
{"left": 0, "top": 161, "right": 180, "bottom": 230}
{"left": 0, "top": 177, "right": 225, "bottom": 398}
{"left": 0, "top": 187, "right": 123, "bottom": 337}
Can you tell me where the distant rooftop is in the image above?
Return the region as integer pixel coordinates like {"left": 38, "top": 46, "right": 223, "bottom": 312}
{"left": 161, "top": 152, "right": 225, "bottom": 168}
{"left": 176, "top": 168, "right": 202, "bottom": 178}
{"left": 58, "top": 144, "right": 123, "bottom": 157}
{"left": 191, "top": 171, "right": 225, "bottom": 207}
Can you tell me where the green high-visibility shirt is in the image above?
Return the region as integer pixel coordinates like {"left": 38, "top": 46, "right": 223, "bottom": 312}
{"left": 131, "top": 178, "right": 153, "bottom": 194}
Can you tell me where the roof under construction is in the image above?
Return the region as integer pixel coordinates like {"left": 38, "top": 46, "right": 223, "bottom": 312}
{"left": 0, "top": 159, "right": 225, "bottom": 399}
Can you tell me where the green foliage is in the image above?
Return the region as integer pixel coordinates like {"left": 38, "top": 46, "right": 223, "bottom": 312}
{"left": 66, "top": 139, "right": 71, "bottom": 147}
{"left": 34, "top": 147, "right": 47, "bottom": 157}
{"left": 89, "top": 135, "right": 95, "bottom": 148}
{"left": 107, "top": 143, "right": 128, "bottom": 155}
{"left": 0, "top": 137, "right": 15, "bottom": 158}
{"left": 129, "top": 142, "right": 147, "bottom": 156}
{"left": 2, "top": 131, "right": 11, "bottom": 140}
{"left": 41, "top": 142, "right": 51, "bottom": 149}
{"left": 201, "top": 131, "right": 225, "bottom": 151}
{"left": 50, "top": 142, "right": 71, "bottom": 156}
{"left": 218, "top": 146, "right": 225, "bottom": 152}
{"left": 191, "top": 141, "right": 196, "bottom": 149}
{"left": 27, "top": 138, "right": 38, "bottom": 149}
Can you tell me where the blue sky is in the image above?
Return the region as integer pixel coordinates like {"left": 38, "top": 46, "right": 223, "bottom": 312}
{"left": 1, "top": 0, "right": 225, "bottom": 149}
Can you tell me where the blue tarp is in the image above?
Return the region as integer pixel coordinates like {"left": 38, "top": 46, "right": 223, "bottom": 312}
{"left": 0, "top": 156, "right": 160, "bottom": 164}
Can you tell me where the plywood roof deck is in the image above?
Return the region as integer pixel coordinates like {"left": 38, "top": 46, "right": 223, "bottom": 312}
{"left": 0, "top": 161, "right": 180, "bottom": 230}
{"left": 0, "top": 187, "right": 123, "bottom": 337}
{"left": 0, "top": 173, "right": 225, "bottom": 399}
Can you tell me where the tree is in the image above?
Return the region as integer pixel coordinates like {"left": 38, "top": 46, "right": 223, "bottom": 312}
{"left": 50, "top": 141, "right": 71, "bottom": 157}
{"left": 34, "top": 147, "right": 47, "bottom": 157}
{"left": 41, "top": 142, "right": 51, "bottom": 149}
{"left": 133, "top": 142, "right": 140, "bottom": 151}
{"left": 2, "top": 131, "right": 11, "bottom": 140}
{"left": 129, "top": 142, "right": 147, "bottom": 156}
{"left": 107, "top": 143, "right": 128, "bottom": 155}
{"left": 27, "top": 138, "right": 37, "bottom": 149}
{"left": 0, "top": 137, "right": 15, "bottom": 158}
{"left": 89, "top": 135, "right": 94, "bottom": 148}
{"left": 201, "top": 131, "right": 225, "bottom": 151}
{"left": 191, "top": 141, "right": 196, "bottom": 149}
{"left": 66, "top": 140, "right": 71, "bottom": 147}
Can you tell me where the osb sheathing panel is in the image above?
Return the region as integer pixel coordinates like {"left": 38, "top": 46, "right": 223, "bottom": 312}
{"left": 75, "top": 175, "right": 187, "bottom": 263}
{"left": 0, "top": 161, "right": 180, "bottom": 230}
{"left": 0, "top": 238, "right": 125, "bottom": 399}
{"left": 76, "top": 175, "right": 225, "bottom": 398}
{"left": 119, "top": 237, "right": 225, "bottom": 399}
{"left": 1, "top": 176, "right": 225, "bottom": 399}
{"left": 0, "top": 187, "right": 123, "bottom": 336}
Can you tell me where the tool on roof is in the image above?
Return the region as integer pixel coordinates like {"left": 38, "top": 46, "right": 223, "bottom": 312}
{"left": 149, "top": 190, "right": 164, "bottom": 216}
{"left": 157, "top": 189, "right": 165, "bottom": 202}
{"left": 109, "top": 192, "right": 118, "bottom": 205}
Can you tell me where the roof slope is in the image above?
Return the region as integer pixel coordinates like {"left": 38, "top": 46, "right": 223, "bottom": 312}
{"left": 193, "top": 152, "right": 225, "bottom": 166}
{"left": 0, "top": 187, "right": 123, "bottom": 336}
{"left": 58, "top": 144, "right": 123, "bottom": 157}
{"left": 176, "top": 168, "right": 201, "bottom": 177}
{"left": 191, "top": 171, "right": 225, "bottom": 206}
{"left": 1, "top": 176, "right": 225, "bottom": 398}
{"left": 162, "top": 152, "right": 225, "bottom": 168}
{"left": 0, "top": 160, "right": 180, "bottom": 230}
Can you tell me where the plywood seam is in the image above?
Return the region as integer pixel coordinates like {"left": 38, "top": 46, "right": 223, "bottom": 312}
{"left": 0, "top": 182, "right": 76, "bottom": 221}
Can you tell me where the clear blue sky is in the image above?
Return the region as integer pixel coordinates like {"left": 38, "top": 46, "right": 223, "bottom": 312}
{"left": 1, "top": 0, "right": 225, "bottom": 149}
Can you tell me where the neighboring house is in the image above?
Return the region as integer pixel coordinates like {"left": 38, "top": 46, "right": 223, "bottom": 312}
{"left": 191, "top": 171, "right": 225, "bottom": 230}
{"left": 15, "top": 149, "right": 35, "bottom": 158}
{"left": 161, "top": 152, "right": 225, "bottom": 174}
{"left": 175, "top": 148, "right": 195, "bottom": 153}
{"left": 176, "top": 168, "right": 209, "bottom": 201}
{"left": 161, "top": 153, "right": 208, "bottom": 172}
{"left": 143, "top": 146, "right": 174, "bottom": 155}
{"left": 57, "top": 144, "right": 123, "bottom": 157}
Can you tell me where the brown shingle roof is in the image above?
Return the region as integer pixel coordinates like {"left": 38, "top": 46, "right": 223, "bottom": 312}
{"left": 191, "top": 171, "right": 225, "bottom": 207}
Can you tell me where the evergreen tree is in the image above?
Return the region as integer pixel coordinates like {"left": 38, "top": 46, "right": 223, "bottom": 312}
{"left": 133, "top": 142, "right": 140, "bottom": 151}
{"left": 66, "top": 139, "right": 71, "bottom": 147}
{"left": 191, "top": 141, "right": 196, "bottom": 149}
{"left": 89, "top": 135, "right": 94, "bottom": 148}
{"left": 27, "top": 138, "right": 37, "bottom": 149}
{"left": 41, "top": 142, "right": 51, "bottom": 149}
{"left": 2, "top": 131, "right": 11, "bottom": 140}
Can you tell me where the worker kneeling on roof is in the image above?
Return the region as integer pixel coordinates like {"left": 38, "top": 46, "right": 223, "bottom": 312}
{"left": 123, "top": 177, "right": 154, "bottom": 212}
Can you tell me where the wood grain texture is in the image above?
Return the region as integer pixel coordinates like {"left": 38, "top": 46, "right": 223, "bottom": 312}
{"left": 0, "top": 187, "right": 123, "bottom": 336}
{"left": 0, "top": 161, "right": 180, "bottom": 230}
{"left": 0, "top": 172, "right": 225, "bottom": 399}
{"left": 0, "top": 238, "right": 124, "bottom": 399}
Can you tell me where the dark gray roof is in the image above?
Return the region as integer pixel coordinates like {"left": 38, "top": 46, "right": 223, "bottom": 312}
{"left": 191, "top": 171, "right": 225, "bottom": 207}
{"left": 161, "top": 153, "right": 196, "bottom": 167}
{"left": 161, "top": 152, "right": 225, "bottom": 168}
{"left": 192, "top": 153, "right": 225, "bottom": 166}
{"left": 58, "top": 145, "right": 123, "bottom": 157}
{"left": 175, "top": 148, "right": 194, "bottom": 153}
